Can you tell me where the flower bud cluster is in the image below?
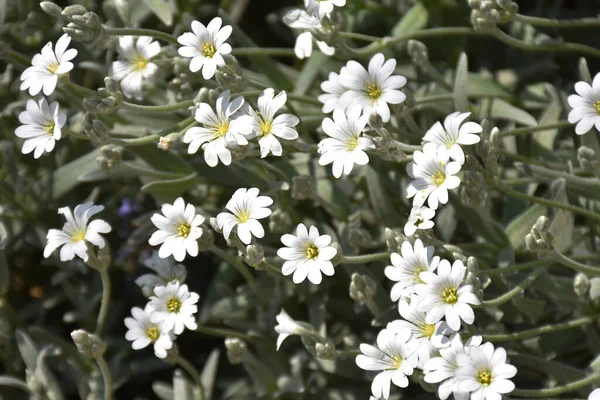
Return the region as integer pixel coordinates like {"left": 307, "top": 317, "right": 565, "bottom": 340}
{"left": 469, "top": 0, "right": 518, "bottom": 31}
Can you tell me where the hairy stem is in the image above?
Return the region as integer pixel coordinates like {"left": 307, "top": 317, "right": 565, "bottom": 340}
{"left": 210, "top": 246, "right": 259, "bottom": 293}
{"left": 96, "top": 356, "right": 113, "bottom": 400}
{"left": 551, "top": 250, "right": 600, "bottom": 276}
{"left": 512, "top": 372, "right": 600, "bottom": 397}
{"left": 121, "top": 99, "right": 194, "bottom": 112}
{"left": 341, "top": 251, "right": 389, "bottom": 264}
{"left": 515, "top": 13, "right": 600, "bottom": 28}
{"left": 104, "top": 27, "right": 179, "bottom": 45}
{"left": 95, "top": 270, "right": 111, "bottom": 336}
{"left": 480, "top": 267, "right": 546, "bottom": 307}
{"left": 481, "top": 316, "right": 594, "bottom": 342}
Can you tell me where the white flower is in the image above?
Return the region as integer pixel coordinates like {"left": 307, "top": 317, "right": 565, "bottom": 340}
{"left": 44, "top": 203, "right": 111, "bottom": 262}
{"left": 20, "top": 34, "right": 77, "bottom": 96}
{"left": 124, "top": 304, "right": 174, "bottom": 359}
{"left": 277, "top": 223, "right": 337, "bottom": 285}
{"left": 355, "top": 324, "right": 419, "bottom": 399}
{"left": 111, "top": 36, "right": 160, "bottom": 100}
{"left": 305, "top": 0, "right": 346, "bottom": 18}
{"left": 183, "top": 90, "right": 253, "bottom": 167}
{"left": 384, "top": 239, "right": 439, "bottom": 301}
{"left": 135, "top": 251, "right": 187, "bottom": 297}
{"left": 216, "top": 188, "right": 273, "bottom": 244}
{"left": 406, "top": 142, "right": 462, "bottom": 210}
{"left": 248, "top": 88, "right": 299, "bottom": 158}
{"left": 568, "top": 73, "right": 600, "bottom": 135}
{"left": 177, "top": 17, "right": 232, "bottom": 80}
{"left": 423, "top": 112, "right": 482, "bottom": 165}
{"left": 455, "top": 342, "right": 517, "bottom": 400}
{"left": 424, "top": 334, "right": 483, "bottom": 400}
{"left": 415, "top": 259, "right": 481, "bottom": 331}
{"left": 404, "top": 206, "right": 435, "bottom": 237}
{"left": 15, "top": 98, "right": 65, "bottom": 159}
{"left": 318, "top": 69, "right": 348, "bottom": 113}
{"left": 148, "top": 197, "right": 205, "bottom": 262}
{"left": 149, "top": 280, "right": 199, "bottom": 335}
{"left": 338, "top": 53, "right": 406, "bottom": 123}
{"left": 390, "top": 298, "right": 453, "bottom": 369}
{"left": 283, "top": 8, "right": 335, "bottom": 59}
{"left": 589, "top": 389, "right": 600, "bottom": 400}
{"left": 318, "top": 105, "right": 375, "bottom": 178}
{"left": 274, "top": 309, "right": 309, "bottom": 350}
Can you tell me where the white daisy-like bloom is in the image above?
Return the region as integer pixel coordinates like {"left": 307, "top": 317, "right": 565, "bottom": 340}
{"left": 390, "top": 297, "right": 453, "bottom": 369}
{"left": 15, "top": 98, "right": 66, "bottom": 159}
{"left": 135, "top": 251, "right": 187, "bottom": 297}
{"left": 589, "top": 389, "right": 600, "bottom": 400}
{"left": 404, "top": 206, "right": 435, "bottom": 237}
{"left": 338, "top": 53, "right": 406, "bottom": 123}
{"left": 247, "top": 88, "right": 299, "bottom": 158}
{"left": 424, "top": 333, "right": 483, "bottom": 400}
{"left": 406, "top": 142, "right": 462, "bottom": 210}
{"left": 277, "top": 223, "right": 337, "bottom": 285}
{"left": 148, "top": 197, "right": 205, "bottom": 262}
{"left": 415, "top": 259, "right": 481, "bottom": 331}
{"left": 20, "top": 34, "right": 77, "bottom": 96}
{"left": 318, "top": 69, "right": 348, "bottom": 113}
{"left": 44, "top": 203, "right": 111, "bottom": 262}
{"left": 318, "top": 105, "right": 375, "bottom": 178}
{"left": 423, "top": 112, "right": 482, "bottom": 165}
{"left": 282, "top": 8, "right": 335, "bottom": 59}
{"left": 183, "top": 90, "right": 253, "bottom": 167}
{"left": 216, "top": 188, "right": 273, "bottom": 245}
{"left": 274, "top": 309, "right": 310, "bottom": 350}
{"left": 384, "top": 239, "right": 439, "bottom": 301}
{"left": 177, "top": 17, "right": 232, "bottom": 80}
{"left": 568, "top": 73, "right": 600, "bottom": 135}
{"left": 306, "top": 0, "right": 346, "bottom": 18}
{"left": 455, "top": 342, "right": 517, "bottom": 400}
{"left": 355, "top": 324, "right": 419, "bottom": 399}
{"left": 148, "top": 280, "right": 199, "bottom": 335}
{"left": 111, "top": 36, "right": 160, "bottom": 100}
{"left": 124, "top": 304, "right": 174, "bottom": 359}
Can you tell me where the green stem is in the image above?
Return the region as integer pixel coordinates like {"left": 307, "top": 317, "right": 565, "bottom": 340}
{"left": 6, "top": 49, "right": 30, "bottom": 66}
{"left": 197, "top": 325, "right": 253, "bottom": 341}
{"left": 512, "top": 372, "right": 600, "bottom": 397}
{"left": 551, "top": 250, "right": 600, "bottom": 276}
{"left": 481, "top": 316, "right": 594, "bottom": 342}
{"left": 341, "top": 251, "right": 389, "bottom": 264}
{"left": 66, "top": 80, "right": 99, "bottom": 97}
{"left": 339, "top": 31, "right": 381, "bottom": 42}
{"left": 96, "top": 356, "right": 113, "bottom": 400}
{"left": 104, "top": 27, "right": 179, "bottom": 45}
{"left": 121, "top": 99, "right": 194, "bottom": 112}
{"left": 107, "top": 116, "right": 196, "bottom": 146}
{"left": 515, "top": 13, "right": 600, "bottom": 28}
{"left": 175, "top": 355, "right": 206, "bottom": 400}
{"left": 501, "top": 121, "right": 572, "bottom": 137}
{"left": 210, "top": 247, "right": 259, "bottom": 293}
{"left": 120, "top": 162, "right": 183, "bottom": 179}
{"left": 95, "top": 270, "right": 111, "bottom": 336}
{"left": 481, "top": 260, "right": 546, "bottom": 276}
{"left": 480, "top": 267, "right": 546, "bottom": 307}
{"left": 232, "top": 47, "right": 296, "bottom": 57}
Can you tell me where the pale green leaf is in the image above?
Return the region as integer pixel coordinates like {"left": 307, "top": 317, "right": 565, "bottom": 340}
{"left": 490, "top": 99, "right": 537, "bottom": 126}
{"left": 141, "top": 172, "right": 200, "bottom": 199}
{"left": 52, "top": 149, "right": 101, "bottom": 198}
{"left": 505, "top": 204, "right": 547, "bottom": 248}
{"left": 141, "top": 0, "right": 177, "bottom": 26}
{"left": 454, "top": 53, "right": 469, "bottom": 112}
{"left": 549, "top": 179, "right": 574, "bottom": 253}
{"left": 390, "top": 3, "right": 428, "bottom": 38}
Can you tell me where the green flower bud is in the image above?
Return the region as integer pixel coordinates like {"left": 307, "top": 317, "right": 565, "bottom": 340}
{"left": 244, "top": 244, "right": 265, "bottom": 269}
{"left": 315, "top": 341, "right": 336, "bottom": 360}
{"left": 97, "top": 144, "right": 123, "bottom": 172}
{"left": 573, "top": 273, "right": 590, "bottom": 297}
{"left": 40, "top": 2, "right": 63, "bottom": 17}
{"left": 225, "top": 338, "right": 249, "bottom": 365}
{"left": 62, "top": 5, "right": 88, "bottom": 17}
{"left": 349, "top": 273, "right": 377, "bottom": 302}
{"left": 71, "top": 329, "right": 106, "bottom": 358}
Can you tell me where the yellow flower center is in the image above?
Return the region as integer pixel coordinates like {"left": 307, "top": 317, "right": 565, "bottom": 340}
{"left": 431, "top": 171, "right": 446, "bottom": 186}
{"left": 203, "top": 43, "right": 216, "bottom": 58}
{"left": 593, "top": 100, "right": 600, "bottom": 114}
{"left": 442, "top": 287, "right": 459, "bottom": 304}
{"left": 167, "top": 298, "right": 182, "bottom": 313}
{"left": 43, "top": 121, "right": 56, "bottom": 136}
{"left": 391, "top": 355, "right": 403, "bottom": 369}
{"left": 47, "top": 62, "right": 60, "bottom": 74}
{"left": 236, "top": 209, "right": 251, "bottom": 223}
{"left": 71, "top": 229, "right": 86, "bottom": 242}
{"left": 177, "top": 223, "right": 191, "bottom": 238}
{"left": 366, "top": 83, "right": 382, "bottom": 100}
{"left": 306, "top": 244, "right": 319, "bottom": 260}
{"left": 146, "top": 327, "right": 160, "bottom": 341}
{"left": 413, "top": 266, "right": 426, "bottom": 283}
{"left": 215, "top": 121, "right": 230, "bottom": 137}
{"left": 132, "top": 56, "right": 149, "bottom": 71}
{"left": 477, "top": 371, "right": 493, "bottom": 386}
{"left": 345, "top": 136, "right": 359, "bottom": 150}
{"left": 258, "top": 117, "right": 272, "bottom": 138}
{"left": 420, "top": 323, "right": 436, "bottom": 338}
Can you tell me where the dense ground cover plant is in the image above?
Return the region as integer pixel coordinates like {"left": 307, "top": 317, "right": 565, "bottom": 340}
{"left": 1, "top": 0, "right": 600, "bottom": 399}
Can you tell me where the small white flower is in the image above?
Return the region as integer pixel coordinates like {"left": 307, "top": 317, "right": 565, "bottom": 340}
{"left": 111, "top": 36, "right": 161, "bottom": 100}
{"left": 184, "top": 90, "right": 253, "bottom": 167}
{"left": 20, "top": 34, "right": 77, "bottom": 96}
{"left": 135, "top": 251, "right": 187, "bottom": 297}
{"left": 404, "top": 206, "right": 435, "bottom": 237}
{"left": 424, "top": 333, "right": 483, "bottom": 400}
{"left": 423, "top": 112, "right": 482, "bottom": 165}
{"left": 15, "top": 98, "right": 66, "bottom": 159}
{"left": 415, "top": 259, "right": 481, "bottom": 331}
{"left": 148, "top": 197, "right": 205, "bottom": 262}
{"left": 177, "top": 17, "right": 232, "bottom": 80}
{"left": 455, "top": 342, "right": 517, "bottom": 400}
{"left": 305, "top": 0, "right": 346, "bottom": 18}
{"left": 568, "top": 73, "right": 600, "bottom": 135}
{"left": 216, "top": 188, "right": 273, "bottom": 244}
{"left": 384, "top": 239, "right": 439, "bottom": 301}
{"left": 318, "top": 105, "right": 375, "bottom": 178}
{"left": 338, "top": 53, "right": 406, "bottom": 123}
{"left": 406, "top": 142, "right": 462, "bottom": 210}
{"left": 274, "top": 309, "right": 309, "bottom": 350}
{"left": 248, "top": 88, "right": 299, "bottom": 158}
{"left": 277, "top": 223, "right": 337, "bottom": 285}
{"left": 44, "top": 203, "right": 111, "bottom": 262}
{"left": 124, "top": 304, "right": 174, "bottom": 359}
{"left": 283, "top": 8, "right": 335, "bottom": 59}
{"left": 589, "top": 389, "right": 600, "bottom": 400}
{"left": 149, "top": 280, "right": 199, "bottom": 335}
{"left": 318, "top": 69, "right": 348, "bottom": 113}
{"left": 355, "top": 324, "right": 419, "bottom": 399}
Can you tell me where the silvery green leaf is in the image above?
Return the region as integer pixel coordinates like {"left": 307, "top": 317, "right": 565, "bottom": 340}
{"left": 365, "top": 166, "right": 402, "bottom": 223}
{"left": 15, "top": 330, "right": 38, "bottom": 372}
{"left": 505, "top": 204, "right": 546, "bottom": 248}
{"left": 142, "top": 0, "right": 176, "bottom": 26}
{"left": 490, "top": 98, "right": 537, "bottom": 126}
{"left": 533, "top": 86, "right": 561, "bottom": 151}
{"left": 515, "top": 162, "right": 600, "bottom": 201}
{"left": 511, "top": 297, "right": 545, "bottom": 323}
{"left": 52, "top": 149, "right": 101, "bottom": 198}
{"left": 590, "top": 277, "right": 600, "bottom": 301}
{"left": 0, "top": 376, "right": 29, "bottom": 392}
{"left": 549, "top": 179, "right": 574, "bottom": 253}
{"left": 390, "top": 2, "right": 428, "bottom": 39}
{"left": 578, "top": 57, "right": 592, "bottom": 84}
{"left": 173, "top": 370, "right": 193, "bottom": 400}
{"left": 582, "top": 124, "right": 600, "bottom": 156}
{"left": 435, "top": 204, "right": 457, "bottom": 242}
{"left": 467, "top": 74, "right": 513, "bottom": 99}
{"left": 293, "top": 52, "right": 329, "bottom": 95}
{"left": 454, "top": 53, "right": 469, "bottom": 112}
{"left": 200, "top": 350, "right": 220, "bottom": 400}
{"left": 141, "top": 172, "right": 200, "bottom": 198}
{"left": 114, "top": 0, "right": 131, "bottom": 25}
{"left": 153, "top": 382, "right": 174, "bottom": 400}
